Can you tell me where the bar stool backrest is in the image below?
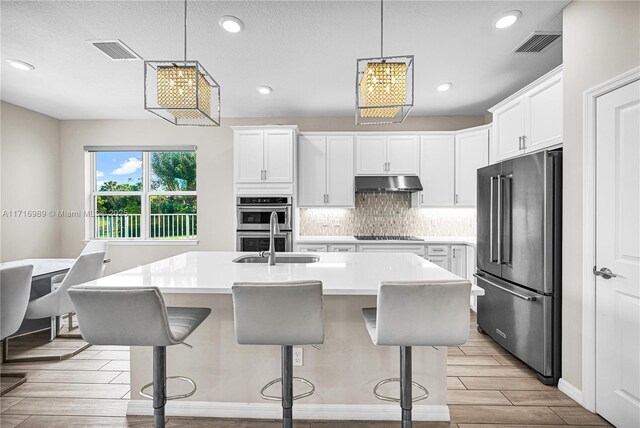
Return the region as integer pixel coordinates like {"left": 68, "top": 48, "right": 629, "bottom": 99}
{"left": 81, "top": 241, "right": 109, "bottom": 276}
{"left": 232, "top": 280, "right": 324, "bottom": 346}
{"left": 376, "top": 280, "right": 471, "bottom": 346}
{"left": 69, "top": 285, "right": 177, "bottom": 347}
{"left": 0, "top": 265, "right": 33, "bottom": 339}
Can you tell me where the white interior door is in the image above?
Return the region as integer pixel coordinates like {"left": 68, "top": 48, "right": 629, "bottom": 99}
{"left": 595, "top": 79, "right": 640, "bottom": 428}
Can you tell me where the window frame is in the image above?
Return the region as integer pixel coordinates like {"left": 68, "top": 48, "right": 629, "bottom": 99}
{"left": 87, "top": 150, "right": 197, "bottom": 242}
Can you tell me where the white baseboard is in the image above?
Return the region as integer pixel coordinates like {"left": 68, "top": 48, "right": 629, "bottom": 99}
{"left": 127, "top": 400, "right": 450, "bottom": 421}
{"left": 558, "top": 378, "right": 583, "bottom": 405}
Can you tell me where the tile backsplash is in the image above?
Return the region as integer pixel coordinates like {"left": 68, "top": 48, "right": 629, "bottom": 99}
{"left": 299, "top": 192, "right": 476, "bottom": 237}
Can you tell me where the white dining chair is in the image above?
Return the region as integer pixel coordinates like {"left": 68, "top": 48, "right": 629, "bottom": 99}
{"left": 51, "top": 241, "right": 109, "bottom": 288}
{"left": 3, "top": 252, "right": 106, "bottom": 363}
{"left": 1, "top": 264, "right": 33, "bottom": 394}
{"left": 51, "top": 241, "right": 108, "bottom": 335}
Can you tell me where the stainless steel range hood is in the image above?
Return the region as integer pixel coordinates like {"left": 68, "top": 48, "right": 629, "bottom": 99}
{"left": 355, "top": 175, "right": 423, "bottom": 193}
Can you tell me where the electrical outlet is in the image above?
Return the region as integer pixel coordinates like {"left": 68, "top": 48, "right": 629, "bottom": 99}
{"left": 293, "top": 347, "right": 303, "bottom": 366}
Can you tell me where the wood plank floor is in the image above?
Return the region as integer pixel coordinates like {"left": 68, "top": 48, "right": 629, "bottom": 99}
{"left": 1, "top": 312, "right": 613, "bottom": 427}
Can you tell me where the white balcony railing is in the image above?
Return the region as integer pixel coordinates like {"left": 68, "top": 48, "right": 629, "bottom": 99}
{"left": 95, "top": 213, "right": 196, "bottom": 239}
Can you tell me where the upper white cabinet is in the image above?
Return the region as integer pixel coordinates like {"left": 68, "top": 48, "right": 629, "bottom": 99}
{"left": 298, "top": 134, "right": 354, "bottom": 207}
{"left": 234, "top": 126, "right": 297, "bottom": 195}
{"left": 419, "top": 135, "right": 455, "bottom": 207}
{"left": 418, "top": 127, "right": 488, "bottom": 208}
{"left": 490, "top": 66, "right": 563, "bottom": 163}
{"left": 356, "top": 135, "right": 419, "bottom": 175}
{"left": 455, "top": 127, "right": 489, "bottom": 206}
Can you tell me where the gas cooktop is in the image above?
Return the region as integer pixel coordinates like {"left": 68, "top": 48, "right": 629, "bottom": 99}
{"left": 354, "top": 235, "right": 423, "bottom": 241}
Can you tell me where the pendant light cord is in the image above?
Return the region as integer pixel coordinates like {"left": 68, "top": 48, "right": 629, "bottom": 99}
{"left": 184, "top": 0, "right": 188, "bottom": 61}
{"left": 380, "top": 0, "right": 384, "bottom": 58}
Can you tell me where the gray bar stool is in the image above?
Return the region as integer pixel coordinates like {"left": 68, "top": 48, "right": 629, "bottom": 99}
{"left": 68, "top": 285, "right": 211, "bottom": 428}
{"left": 1, "top": 265, "right": 33, "bottom": 395}
{"left": 232, "top": 280, "right": 324, "bottom": 428}
{"left": 362, "top": 280, "right": 471, "bottom": 428}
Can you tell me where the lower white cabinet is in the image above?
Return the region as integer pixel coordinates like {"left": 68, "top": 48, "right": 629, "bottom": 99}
{"left": 328, "top": 244, "right": 356, "bottom": 252}
{"left": 426, "top": 256, "right": 450, "bottom": 270}
{"left": 358, "top": 244, "right": 426, "bottom": 257}
{"left": 449, "top": 245, "right": 467, "bottom": 278}
{"left": 295, "top": 244, "right": 328, "bottom": 252}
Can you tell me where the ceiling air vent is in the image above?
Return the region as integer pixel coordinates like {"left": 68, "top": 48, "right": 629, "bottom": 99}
{"left": 514, "top": 32, "right": 562, "bottom": 53}
{"left": 90, "top": 40, "right": 141, "bottom": 61}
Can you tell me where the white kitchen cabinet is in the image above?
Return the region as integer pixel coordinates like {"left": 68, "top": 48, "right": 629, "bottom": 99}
{"left": 523, "top": 71, "right": 563, "bottom": 153}
{"left": 298, "top": 134, "right": 354, "bottom": 207}
{"left": 233, "top": 126, "right": 296, "bottom": 191}
{"left": 264, "top": 129, "right": 295, "bottom": 182}
{"left": 427, "top": 256, "right": 449, "bottom": 270}
{"left": 328, "top": 244, "right": 356, "bottom": 252}
{"left": 449, "top": 245, "right": 467, "bottom": 278}
{"left": 490, "top": 66, "right": 563, "bottom": 163}
{"left": 357, "top": 244, "right": 426, "bottom": 257}
{"left": 492, "top": 97, "right": 525, "bottom": 162}
{"left": 356, "top": 135, "right": 419, "bottom": 175}
{"left": 419, "top": 135, "right": 455, "bottom": 207}
{"left": 295, "top": 244, "right": 328, "bottom": 252}
{"left": 455, "top": 128, "right": 489, "bottom": 206}
{"left": 386, "top": 135, "right": 420, "bottom": 174}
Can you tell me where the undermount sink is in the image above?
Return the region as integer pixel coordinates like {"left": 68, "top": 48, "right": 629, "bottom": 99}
{"left": 233, "top": 255, "right": 320, "bottom": 264}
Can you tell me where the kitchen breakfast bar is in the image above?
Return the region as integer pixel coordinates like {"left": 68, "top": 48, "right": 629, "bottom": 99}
{"left": 85, "top": 251, "right": 484, "bottom": 422}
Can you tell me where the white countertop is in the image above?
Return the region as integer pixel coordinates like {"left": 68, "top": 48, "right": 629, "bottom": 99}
{"left": 88, "top": 251, "right": 484, "bottom": 296}
{"left": 296, "top": 236, "right": 477, "bottom": 246}
{"left": 0, "top": 258, "right": 75, "bottom": 278}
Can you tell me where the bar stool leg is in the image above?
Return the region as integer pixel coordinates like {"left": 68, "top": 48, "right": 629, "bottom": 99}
{"left": 282, "top": 345, "right": 293, "bottom": 428}
{"left": 400, "top": 346, "right": 412, "bottom": 428}
{"left": 153, "top": 346, "right": 167, "bottom": 428}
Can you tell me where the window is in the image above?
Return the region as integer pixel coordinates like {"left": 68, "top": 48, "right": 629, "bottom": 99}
{"left": 87, "top": 147, "right": 197, "bottom": 241}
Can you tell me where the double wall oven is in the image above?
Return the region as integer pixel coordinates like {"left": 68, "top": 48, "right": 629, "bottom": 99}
{"left": 236, "top": 197, "right": 292, "bottom": 252}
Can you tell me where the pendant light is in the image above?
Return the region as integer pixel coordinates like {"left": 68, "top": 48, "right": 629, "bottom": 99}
{"left": 144, "top": 0, "right": 220, "bottom": 126}
{"left": 356, "top": 0, "right": 414, "bottom": 125}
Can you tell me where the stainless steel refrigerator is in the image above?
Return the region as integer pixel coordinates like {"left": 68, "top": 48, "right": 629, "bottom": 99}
{"left": 475, "top": 149, "right": 562, "bottom": 385}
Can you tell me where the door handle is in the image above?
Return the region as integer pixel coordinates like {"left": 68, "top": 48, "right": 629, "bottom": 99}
{"left": 497, "top": 174, "right": 503, "bottom": 265}
{"left": 474, "top": 274, "right": 537, "bottom": 301}
{"left": 489, "top": 176, "right": 498, "bottom": 263}
{"left": 421, "top": 193, "right": 424, "bottom": 204}
{"left": 326, "top": 194, "right": 329, "bottom": 204}
{"left": 518, "top": 136, "right": 522, "bottom": 150}
{"left": 521, "top": 135, "right": 526, "bottom": 149}
{"left": 593, "top": 266, "right": 617, "bottom": 279}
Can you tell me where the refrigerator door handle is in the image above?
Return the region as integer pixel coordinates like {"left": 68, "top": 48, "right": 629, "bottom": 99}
{"left": 497, "top": 175, "right": 503, "bottom": 265}
{"left": 500, "top": 174, "right": 513, "bottom": 265}
{"left": 474, "top": 274, "right": 537, "bottom": 302}
{"left": 489, "top": 176, "right": 498, "bottom": 263}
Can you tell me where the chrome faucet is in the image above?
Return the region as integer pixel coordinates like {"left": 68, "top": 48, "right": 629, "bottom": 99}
{"left": 268, "top": 211, "right": 280, "bottom": 266}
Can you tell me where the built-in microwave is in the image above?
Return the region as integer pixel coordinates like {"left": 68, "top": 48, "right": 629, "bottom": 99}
{"left": 236, "top": 197, "right": 292, "bottom": 231}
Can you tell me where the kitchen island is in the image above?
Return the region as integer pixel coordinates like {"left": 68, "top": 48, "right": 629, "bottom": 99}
{"left": 87, "top": 251, "right": 483, "bottom": 422}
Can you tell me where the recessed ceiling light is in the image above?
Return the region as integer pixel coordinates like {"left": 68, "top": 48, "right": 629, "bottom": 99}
{"left": 495, "top": 10, "right": 521, "bottom": 29}
{"left": 6, "top": 59, "right": 35, "bottom": 71}
{"left": 219, "top": 16, "right": 244, "bottom": 33}
{"left": 436, "top": 82, "right": 453, "bottom": 92}
{"left": 257, "top": 86, "right": 273, "bottom": 95}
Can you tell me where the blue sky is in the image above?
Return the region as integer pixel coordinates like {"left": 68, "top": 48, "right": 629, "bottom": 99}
{"left": 96, "top": 152, "right": 142, "bottom": 188}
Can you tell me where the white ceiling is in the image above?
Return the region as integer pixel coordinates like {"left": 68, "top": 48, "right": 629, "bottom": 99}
{"left": 0, "top": 1, "right": 568, "bottom": 120}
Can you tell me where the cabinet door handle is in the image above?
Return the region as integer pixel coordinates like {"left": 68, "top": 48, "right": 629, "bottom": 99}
{"left": 260, "top": 170, "right": 264, "bottom": 180}
{"left": 518, "top": 136, "right": 522, "bottom": 150}
{"left": 421, "top": 194, "right": 424, "bottom": 204}
{"left": 521, "top": 135, "right": 526, "bottom": 149}
{"left": 452, "top": 248, "right": 456, "bottom": 258}
{"left": 455, "top": 194, "right": 459, "bottom": 204}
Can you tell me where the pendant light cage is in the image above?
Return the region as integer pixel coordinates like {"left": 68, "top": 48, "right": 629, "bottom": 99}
{"left": 356, "top": 55, "right": 414, "bottom": 125}
{"left": 145, "top": 60, "right": 220, "bottom": 127}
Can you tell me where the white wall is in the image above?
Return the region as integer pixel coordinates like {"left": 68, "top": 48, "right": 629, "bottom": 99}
{"left": 561, "top": 1, "right": 640, "bottom": 390}
{"left": 59, "top": 115, "right": 484, "bottom": 274}
{"left": 0, "top": 102, "right": 61, "bottom": 261}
